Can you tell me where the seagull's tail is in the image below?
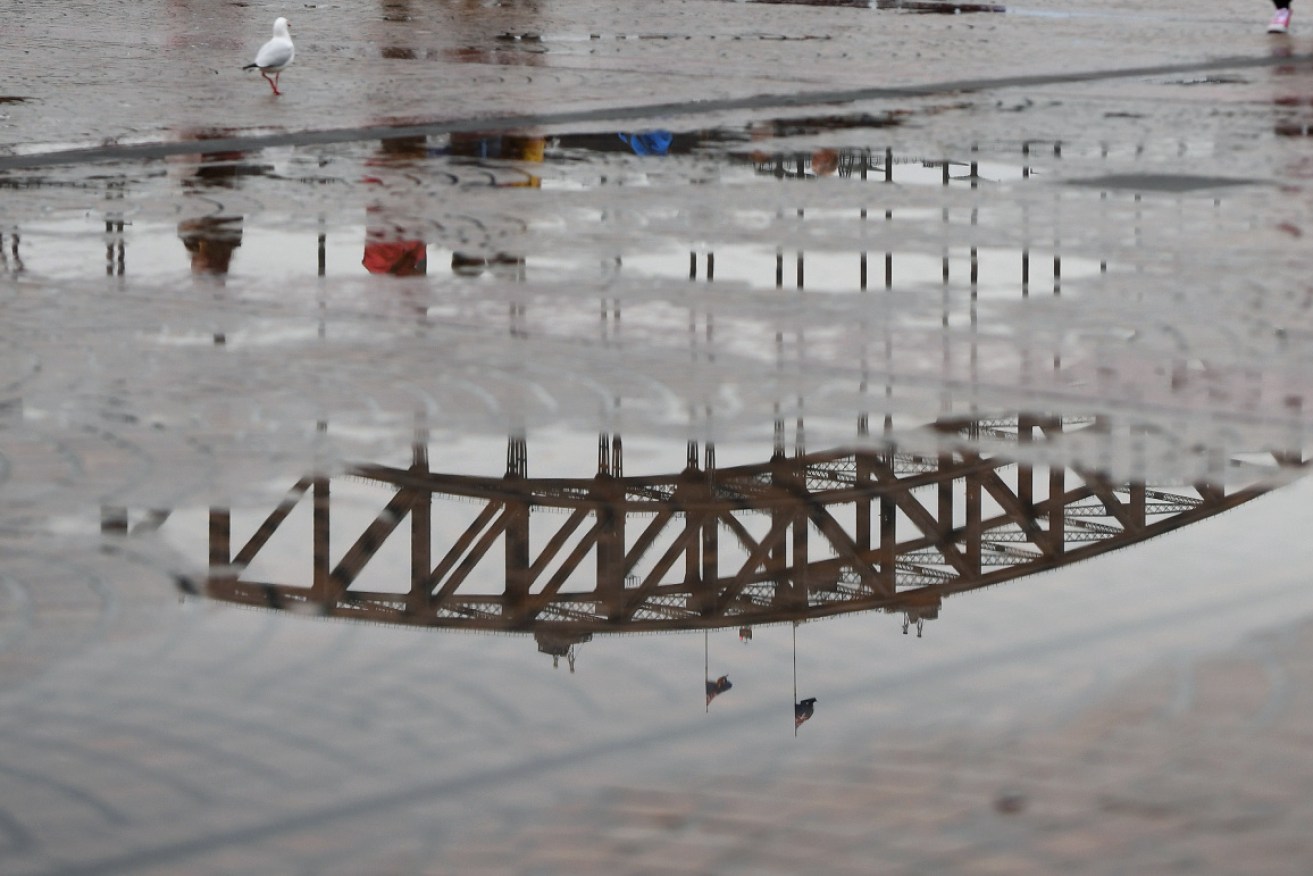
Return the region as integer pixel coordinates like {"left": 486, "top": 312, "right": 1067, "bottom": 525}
{"left": 242, "top": 63, "right": 258, "bottom": 70}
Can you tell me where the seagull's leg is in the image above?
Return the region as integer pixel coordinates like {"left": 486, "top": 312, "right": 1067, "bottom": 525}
{"left": 273, "top": 71, "right": 282, "bottom": 93}
{"left": 261, "top": 70, "right": 279, "bottom": 95}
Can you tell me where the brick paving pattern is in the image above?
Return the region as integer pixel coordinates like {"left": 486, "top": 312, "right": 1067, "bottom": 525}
{"left": 443, "top": 620, "right": 1313, "bottom": 874}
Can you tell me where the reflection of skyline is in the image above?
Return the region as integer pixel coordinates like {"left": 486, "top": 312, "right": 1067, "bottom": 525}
{"left": 185, "top": 414, "right": 1302, "bottom": 641}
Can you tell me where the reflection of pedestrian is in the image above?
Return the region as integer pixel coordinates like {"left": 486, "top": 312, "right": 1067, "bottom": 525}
{"left": 794, "top": 697, "right": 817, "bottom": 728}
{"left": 179, "top": 217, "right": 243, "bottom": 275}
{"left": 810, "top": 148, "right": 839, "bottom": 177}
{"left": 172, "top": 131, "right": 250, "bottom": 279}
{"left": 705, "top": 675, "right": 732, "bottom": 705}
{"left": 363, "top": 238, "right": 427, "bottom": 276}
{"left": 443, "top": 132, "right": 542, "bottom": 276}
{"left": 1269, "top": 1, "right": 1294, "bottom": 34}
{"left": 362, "top": 137, "right": 429, "bottom": 277}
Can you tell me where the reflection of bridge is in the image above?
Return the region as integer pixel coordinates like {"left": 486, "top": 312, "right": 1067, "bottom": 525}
{"left": 197, "top": 415, "right": 1301, "bottom": 634}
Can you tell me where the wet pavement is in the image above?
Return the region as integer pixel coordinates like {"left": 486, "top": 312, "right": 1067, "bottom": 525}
{"left": 5, "top": 0, "right": 1313, "bottom": 873}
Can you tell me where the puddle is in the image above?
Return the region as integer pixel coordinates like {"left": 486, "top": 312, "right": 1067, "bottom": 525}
{"left": 2, "top": 105, "right": 1311, "bottom": 876}
{"left": 6, "top": 2, "right": 1313, "bottom": 871}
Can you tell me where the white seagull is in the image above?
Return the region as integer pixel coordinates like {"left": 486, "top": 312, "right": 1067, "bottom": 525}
{"left": 244, "top": 17, "right": 294, "bottom": 96}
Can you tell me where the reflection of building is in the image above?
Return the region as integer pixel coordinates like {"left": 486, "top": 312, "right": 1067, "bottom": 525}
{"left": 184, "top": 415, "right": 1300, "bottom": 640}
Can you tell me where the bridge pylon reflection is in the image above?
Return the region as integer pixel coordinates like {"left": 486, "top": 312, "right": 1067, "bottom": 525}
{"left": 196, "top": 414, "right": 1303, "bottom": 635}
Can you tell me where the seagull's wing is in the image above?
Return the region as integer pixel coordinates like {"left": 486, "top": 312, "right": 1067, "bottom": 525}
{"left": 255, "top": 38, "right": 294, "bottom": 70}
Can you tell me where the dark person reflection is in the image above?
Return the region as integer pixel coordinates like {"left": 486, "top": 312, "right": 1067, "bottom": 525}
{"left": 362, "top": 136, "right": 429, "bottom": 277}
{"left": 180, "top": 217, "right": 243, "bottom": 276}
{"left": 174, "top": 132, "right": 249, "bottom": 279}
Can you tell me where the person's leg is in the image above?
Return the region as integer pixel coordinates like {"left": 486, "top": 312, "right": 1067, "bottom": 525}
{"left": 1270, "top": 0, "right": 1293, "bottom": 33}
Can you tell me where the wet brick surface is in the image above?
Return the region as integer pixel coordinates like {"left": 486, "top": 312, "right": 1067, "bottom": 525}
{"left": 4, "top": 1, "right": 1313, "bottom": 874}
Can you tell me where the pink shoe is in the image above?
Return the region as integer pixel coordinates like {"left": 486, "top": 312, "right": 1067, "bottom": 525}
{"left": 1269, "top": 8, "right": 1292, "bottom": 33}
